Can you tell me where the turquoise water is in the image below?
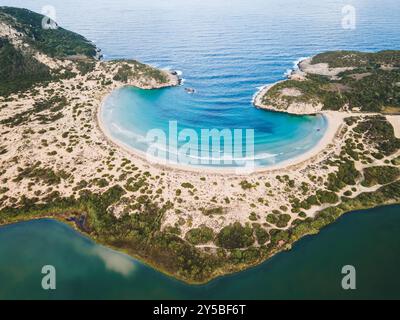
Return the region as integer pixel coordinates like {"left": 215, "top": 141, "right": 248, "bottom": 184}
{"left": 101, "top": 87, "right": 327, "bottom": 168}
{"left": 1, "top": 205, "right": 400, "bottom": 300}
{"left": 1, "top": 0, "right": 400, "bottom": 298}
{"left": 89, "top": 0, "right": 399, "bottom": 168}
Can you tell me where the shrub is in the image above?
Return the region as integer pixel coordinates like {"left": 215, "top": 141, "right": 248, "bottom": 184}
{"left": 185, "top": 226, "right": 215, "bottom": 245}
{"left": 362, "top": 166, "right": 400, "bottom": 187}
{"left": 216, "top": 222, "right": 255, "bottom": 249}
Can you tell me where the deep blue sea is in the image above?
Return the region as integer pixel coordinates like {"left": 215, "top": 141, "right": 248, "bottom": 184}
{"left": 1, "top": 0, "right": 400, "bottom": 299}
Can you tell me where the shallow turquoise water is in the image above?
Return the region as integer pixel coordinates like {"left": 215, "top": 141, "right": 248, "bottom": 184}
{"left": 101, "top": 87, "right": 327, "bottom": 168}
{"left": 1, "top": 205, "right": 399, "bottom": 300}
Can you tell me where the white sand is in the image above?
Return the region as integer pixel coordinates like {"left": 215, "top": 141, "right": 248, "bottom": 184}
{"left": 97, "top": 95, "right": 347, "bottom": 175}
{"left": 261, "top": 111, "right": 348, "bottom": 171}
{"left": 387, "top": 115, "right": 400, "bottom": 138}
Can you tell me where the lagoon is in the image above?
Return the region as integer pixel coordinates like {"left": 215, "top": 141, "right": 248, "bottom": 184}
{"left": 1, "top": 205, "right": 399, "bottom": 299}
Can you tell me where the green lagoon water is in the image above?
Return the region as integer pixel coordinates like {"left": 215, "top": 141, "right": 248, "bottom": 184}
{"left": 1, "top": 205, "right": 399, "bottom": 300}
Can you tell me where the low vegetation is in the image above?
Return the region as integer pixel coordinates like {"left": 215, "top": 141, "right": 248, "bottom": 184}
{"left": 262, "top": 50, "right": 400, "bottom": 113}
{"left": 362, "top": 166, "right": 400, "bottom": 187}
{"left": 0, "top": 38, "right": 52, "bottom": 96}
{"left": 185, "top": 226, "right": 215, "bottom": 245}
{"left": 112, "top": 60, "right": 167, "bottom": 84}
{"left": 216, "top": 222, "right": 255, "bottom": 249}
{"left": 0, "top": 7, "right": 97, "bottom": 58}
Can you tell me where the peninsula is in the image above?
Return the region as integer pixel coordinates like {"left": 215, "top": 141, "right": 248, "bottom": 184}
{"left": 1, "top": 7, "right": 400, "bottom": 284}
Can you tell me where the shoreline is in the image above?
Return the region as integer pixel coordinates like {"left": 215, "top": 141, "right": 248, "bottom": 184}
{"left": 2, "top": 194, "right": 400, "bottom": 286}
{"left": 97, "top": 88, "right": 347, "bottom": 176}
{"left": 31, "top": 61, "right": 400, "bottom": 284}
{"left": 95, "top": 53, "right": 348, "bottom": 176}
{"left": 252, "top": 56, "right": 310, "bottom": 114}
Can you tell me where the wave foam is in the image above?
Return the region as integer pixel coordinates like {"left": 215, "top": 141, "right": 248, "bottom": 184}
{"left": 284, "top": 56, "right": 311, "bottom": 77}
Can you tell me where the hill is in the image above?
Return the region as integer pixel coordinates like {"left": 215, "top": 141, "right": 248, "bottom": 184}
{"left": 0, "top": 6, "right": 98, "bottom": 58}
{"left": 255, "top": 50, "right": 400, "bottom": 114}
{"left": 0, "top": 7, "right": 177, "bottom": 96}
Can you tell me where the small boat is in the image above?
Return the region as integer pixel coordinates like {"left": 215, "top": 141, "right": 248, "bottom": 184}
{"left": 185, "top": 88, "right": 196, "bottom": 94}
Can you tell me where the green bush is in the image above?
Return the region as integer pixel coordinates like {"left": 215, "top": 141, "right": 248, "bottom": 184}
{"left": 316, "top": 190, "right": 339, "bottom": 204}
{"left": 253, "top": 224, "right": 270, "bottom": 245}
{"left": 216, "top": 222, "right": 255, "bottom": 249}
{"left": 185, "top": 226, "right": 215, "bottom": 245}
{"left": 362, "top": 166, "right": 400, "bottom": 187}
